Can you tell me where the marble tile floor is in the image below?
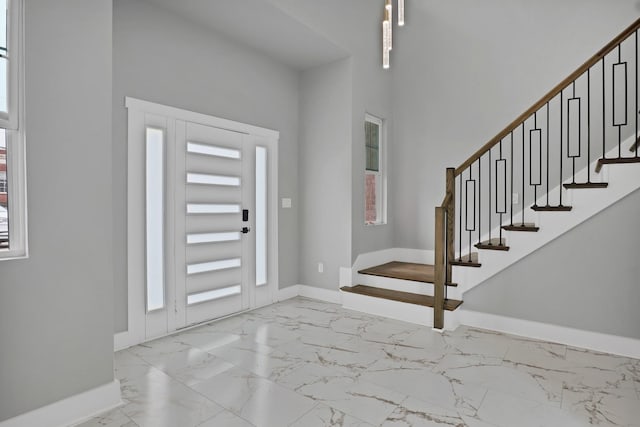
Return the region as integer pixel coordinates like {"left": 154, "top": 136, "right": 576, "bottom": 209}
{"left": 79, "top": 297, "right": 640, "bottom": 427}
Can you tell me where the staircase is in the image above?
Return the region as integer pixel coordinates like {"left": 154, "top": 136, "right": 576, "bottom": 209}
{"left": 340, "top": 17, "right": 640, "bottom": 330}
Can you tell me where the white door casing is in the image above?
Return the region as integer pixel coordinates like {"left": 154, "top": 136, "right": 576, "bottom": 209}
{"left": 125, "top": 97, "right": 279, "bottom": 345}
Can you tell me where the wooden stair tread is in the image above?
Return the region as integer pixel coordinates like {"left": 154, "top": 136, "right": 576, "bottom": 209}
{"left": 595, "top": 156, "right": 640, "bottom": 173}
{"left": 563, "top": 182, "right": 609, "bottom": 189}
{"left": 359, "top": 261, "right": 434, "bottom": 283}
{"left": 340, "top": 285, "right": 463, "bottom": 311}
{"left": 475, "top": 238, "right": 509, "bottom": 251}
{"left": 531, "top": 205, "right": 572, "bottom": 212}
{"left": 502, "top": 223, "right": 540, "bottom": 232}
{"left": 450, "top": 252, "right": 481, "bottom": 267}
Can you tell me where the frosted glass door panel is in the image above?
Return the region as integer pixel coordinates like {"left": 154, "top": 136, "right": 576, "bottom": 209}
{"left": 145, "top": 127, "right": 165, "bottom": 312}
{"left": 255, "top": 147, "right": 267, "bottom": 286}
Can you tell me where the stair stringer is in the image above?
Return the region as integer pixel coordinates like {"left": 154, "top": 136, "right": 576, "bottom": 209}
{"left": 453, "top": 159, "right": 640, "bottom": 299}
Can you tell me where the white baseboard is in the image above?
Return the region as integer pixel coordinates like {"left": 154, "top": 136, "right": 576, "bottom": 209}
{"left": 277, "top": 284, "right": 342, "bottom": 304}
{"left": 277, "top": 284, "right": 300, "bottom": 301}
{"left": 298, "top": 284, "right": 342, "bottom": 304}
{"left": 459, "top": 309, "right": 640, "bottom": 359}
{"left": 114, "top": 331, "right": 133, "bottom": 352}
{"left": 0, "top": 380, "right": 121, "bottom": 427}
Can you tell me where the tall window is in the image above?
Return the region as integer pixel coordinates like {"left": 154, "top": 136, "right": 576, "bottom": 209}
{"left": 0, "top": 0, "right": 25, "bottom": 258}
{"left": 365, "top": 114, "right": 386, "bottom": 225}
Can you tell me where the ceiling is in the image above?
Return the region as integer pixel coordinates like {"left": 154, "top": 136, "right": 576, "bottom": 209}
{"left": 142, "top": 0, "right": 349, "bottom": 70}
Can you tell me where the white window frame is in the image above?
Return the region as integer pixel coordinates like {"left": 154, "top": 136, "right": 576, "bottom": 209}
{"left": 364, "top": 113, "right": 387, "bottom": 226}
{"left": 0, "top": 0, "right": 27, "bottom": 261}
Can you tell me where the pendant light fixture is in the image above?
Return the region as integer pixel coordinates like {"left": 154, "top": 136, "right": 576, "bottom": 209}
{"left": 382, "top": 0, "right": 405, "bottom": 69}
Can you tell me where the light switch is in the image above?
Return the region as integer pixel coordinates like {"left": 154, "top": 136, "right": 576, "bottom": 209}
{"left": 282, "top": 198, "right": 292, "bottom": 208}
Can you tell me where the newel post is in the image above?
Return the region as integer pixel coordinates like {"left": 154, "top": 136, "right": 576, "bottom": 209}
{"left": 434, "top": 206, "right": 445, "bottom": 330}
{"left": 445, "top": 168, "right": 456, "bottom": 284}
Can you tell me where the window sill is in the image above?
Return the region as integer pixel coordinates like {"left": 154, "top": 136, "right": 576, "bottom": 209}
{"left": 364, "top": 222, "right": 387, "bottom": 227}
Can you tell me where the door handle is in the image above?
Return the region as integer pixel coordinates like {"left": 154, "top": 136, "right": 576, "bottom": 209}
{"left": 241, "top": 227, "right": 251, "bottom": 234}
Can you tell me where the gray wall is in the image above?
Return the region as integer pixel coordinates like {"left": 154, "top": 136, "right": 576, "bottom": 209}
{"left": 0, "top": 0, "right": 114, "bottom": 421}
{"left": 298, "top": 58, "right": 353, "bottom": 289}
{"left": 113, "top": 0, "right": 301, "bottom": 331}
{"left": 464, "top": 189, "right": 640, "bottom": 340}
{"left": 270, "top": 0, "right": 396, "bottom": 263}
{"left": 392, "top": 0, "right": 639, "bottom": 250}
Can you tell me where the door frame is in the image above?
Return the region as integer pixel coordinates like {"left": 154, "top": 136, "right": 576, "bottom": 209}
{"left": 122, "top": 97, "right": 279, "bottom": 347}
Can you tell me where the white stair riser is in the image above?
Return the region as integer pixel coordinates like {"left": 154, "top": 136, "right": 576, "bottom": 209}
{"left": 341, "top": 291, "right": 460, "bottom": 330}
{"left": 357, "top": 273, "right": 464, "bottom": 300}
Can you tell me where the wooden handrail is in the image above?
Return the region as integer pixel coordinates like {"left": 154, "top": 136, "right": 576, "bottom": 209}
{"left": 455, "top": 16, "right": 640, "bottom": 176}
{"left": 440, "top": 191, "right": 452, "bottom": 208}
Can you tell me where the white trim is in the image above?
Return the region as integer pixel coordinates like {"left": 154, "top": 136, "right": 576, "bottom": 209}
{"left": 0, "top": 0, "right": 27, "bottom": 261}
{"left": 124, "top": 98, "right": 279, "bottom": 349}
{"left": 339, "top": 267, "right": 351, "bottom": 286}
{"left": 113, "top": 331, "right": 132, "bottom": 352}
{"left": 342, "top": 290, "right": 432, "bottom": 327}
{"left": 277, "top": 284, "right": 300, "bottom": 302}
{"left": 0, "top": 0, "right": 22, "bottom": 130}
{"left": 459, "top": 309, "right": 640, "bottom": 359}
{"left": 341, "top": 289, "right": 460, "bottom": 330}
{"left": 276, "top": 284, "right": 341, "bottom": 304}
{"left": 0, "top": 380, "right": 121, "bottom": 427}
{"left": 364, "top": 113, "right": 386, "bottom": 226}
{"left": 298, "top": 284, "right": 342, "bottom": 304}
{"left": 125, "top": 97, "right": 279, "bottom": 140}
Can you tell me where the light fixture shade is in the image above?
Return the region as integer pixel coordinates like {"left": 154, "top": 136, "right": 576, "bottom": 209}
{"left": 382, "top": 19, "right": 390, "bottom": 69}
{"left": 381, "top": 0, "right": 405, "bottom": 69}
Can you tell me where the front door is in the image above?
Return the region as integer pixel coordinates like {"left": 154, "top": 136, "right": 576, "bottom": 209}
{"left": 126, "top": 98, "right": 278, "bottom": 344}
{"left": 174, "top": 121, "right": 251, "bottom": 328}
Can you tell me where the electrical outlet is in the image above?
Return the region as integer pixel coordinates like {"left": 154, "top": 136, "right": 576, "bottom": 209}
{"left": 318, "top": 262, "right": 324, "bottom": 273}
{"left": 512, "top": 193, "right": 519, "bottom": 205}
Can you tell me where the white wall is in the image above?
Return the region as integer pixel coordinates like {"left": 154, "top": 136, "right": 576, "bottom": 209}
{"left": 392, "top": 0, "right": 639, "bottom": 250}
{"left": 298, "top": 58, "right": 353, "bottom": 289}
{"left": 0, "top": 0, "right": 114, "bottom": 421}
{"left": 112, "top": 0, "right": 301, "bottom": 331}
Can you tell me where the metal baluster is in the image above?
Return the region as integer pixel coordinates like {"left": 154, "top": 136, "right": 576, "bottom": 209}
{"left": 488, "top": 148, "right": 492, "bottom": 246}
{"left": 588, "top": 68, "right": 592, "bottom": 182}
{"left": 510, "top": 132, "right": 514, "bottom": 225}
{"left": 533, "top": 112, "right": 538, "bottom": 205}
{"left": 546, "top": 102, "right": 550, "bottom": 205}
{"left": 522, "top": 122, "right": 525, "bottom": 225}
{"left": 458, "top": 174, "right": 462, "bottom": 261}
{"left": 468, "top": 165, "right": 473, "bottom": 262}
{"left": 478, "top": 158, "right": 481, "bottom": 246}
{"left": 572, "top": 81, "right": 577, "bottom": 184}
{"left": 618, "top": 44, "right": 623, "bottom": 158}
{"left": 603, "top": 57, "right": 606, "bottom": 161}
{"left": 560, "top": 89, "right": 564, "bottom": 206}
{"left": 499, "top": 139, "right": 504, "bottom": 243}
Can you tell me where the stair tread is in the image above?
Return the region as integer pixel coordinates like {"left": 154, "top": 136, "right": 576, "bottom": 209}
{"left": 502, "top": 223, "right": 540, "bottom": 232}
{"left": 531, "top": 205, "right": 572, "bottom": 212}
{"left": 340, "top": 285, "right": 463, "bottom": 311}
{"left": 450, "top": 252, "right": 482, "bottom": 267}
{"left": 359, "top": 261, "right": 434, "bottom": 283}
{"left": 596, "top": 156, "right": 640, "bottom": 172}
{"left": 475, "top": 238, "right": 509, "bottom": 251}
{"left": 563, "top": 182, "right": 609, "bottom": 189}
